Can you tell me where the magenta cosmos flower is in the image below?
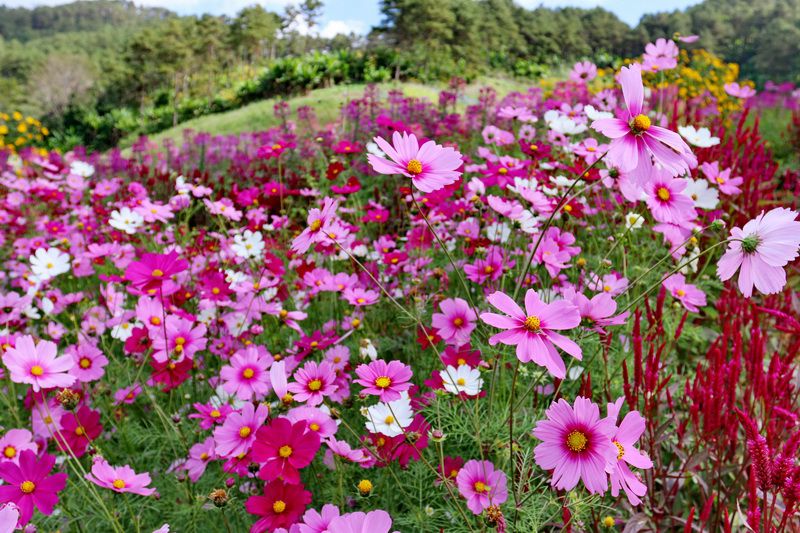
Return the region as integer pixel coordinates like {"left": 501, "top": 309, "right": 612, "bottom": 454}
{"left": 717, "top": 208, "right": 800, "bottom": 297}
{"left": 455, "top": 459, "right": 508, "bottom": 515}
{"left": 0, "top": 450, "right": 67, "bottom": 526}
{"left": 245, "top": 479, "right": 311, "bottom": 533}
{"left": 150, "top": 316, "right": 207, "bottom": 364}
{"left": 533, "top": 397, "right": 617, "bottom": 494}
{"left": 367, "top": 131, "right": 463, "bottom": 193}
{"left": 604, "top": 398, "right": 653, "bottom": 505}
{"left": 85, "top": 457, "right": 155, "bottom": 496}
{"left": 252, "top": 417, "right": 320, "bottom": 484}
{"left": 431, "top": 297, "right": 477, "bottom": 347}
{"left": 592, "top": 63, "right": 695, "bottom": 182}
{"left": 662, "top": 273, "right": 707, "bottom": 312}
{"left": 220, "top": 345, "right": 272, "bottom": 401}
{"left": 354, "top": 360, "right": 412, "bottom": 402}
{"left": 124, "top": 250, "right": 188, "bottom": 293}
{"left": 213, "top": 402, "right": 269, "bottom": 458}
{"left": 292, "top": 197, "right": 339, "bottom": 254}
{"left": 287, "top": 361, "right": 338, "bottom": 407}
{"left": 480, "top": 290, "right": 582, "bottom": 379}
{"left": 0, "top": 430, "right": 36, "bottom": 465}
{"left": 2, "top": 335, "right": 75, "bottom": 392}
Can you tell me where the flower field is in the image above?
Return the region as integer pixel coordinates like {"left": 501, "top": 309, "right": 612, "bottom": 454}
{"left": 0, "top": 38, "right": 799, "bottom": 533}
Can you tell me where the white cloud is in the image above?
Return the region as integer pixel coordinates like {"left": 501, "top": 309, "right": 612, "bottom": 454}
{"left": 319, "top": 19, "right": 365, "bottom": 38}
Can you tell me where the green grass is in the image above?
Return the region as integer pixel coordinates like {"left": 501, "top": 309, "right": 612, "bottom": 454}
{"left": 120, "top": 76, "right": 533, "bottom": 149}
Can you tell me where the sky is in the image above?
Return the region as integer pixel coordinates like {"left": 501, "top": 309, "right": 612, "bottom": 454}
{"left": 2, "top": 0, "right": 703, "bottom": 34}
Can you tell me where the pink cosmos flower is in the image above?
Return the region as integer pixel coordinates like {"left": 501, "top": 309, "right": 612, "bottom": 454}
{"left": 85, "top": 457, "right": 155, "bottom": 496}
{"left": 367, "top": 131, "right": 463, "bottom": 193}
{"left": 586, "top": 272, "right": 628, "bottom": 296}
{"left": 592, "top": 63, "right": 695, "bottom": 183}
{"left": 569, "top": 61, "right": 597, "bottom": 83}
{"left": 0, "top": 430, "right": 36, "bottom": 465}
{"left": 563, "top": 289, "right": 628, "bottom": 332}
{"left": 292, "top": 197, "right": 340, "bottom": 254}
{"left": 150, "top": 316, "right": 207, "bottom": 363}
{"left": 67, "top": 342, "right": 108, "bottom": 383}
{"left": 354, "top": 360, "right": 413, "bottom": 402}
{"left": 327, "top": 510, "right": 399, "bottom": 533}
{"left": 0, "top": 450, "right": 67, "bottom": 526}
{"left": 287, "top": 361, "right": 338, "bottom": 406}
{"left": 431, "top": 298, "right": 477, "bottom": 347}
{"left": 246, "top": 480, "right": 311, "bottom": 533}
{"left": 644, "top": 174, "right": 697, "bottom": 224}
{"left": 2, "top": 335, "right": 75, "bottom": 392}
{"left": 455, "top": 459, "right": 508, "bottom": 515}
{"left": 286, "top": 407, "right": 338, "bottom": 439}
{"left": 252, "top": 417, "right": 321, "bottom": 484}
{"left": 717, "top": 208, "right": 800, "bottom": 297}
{"left": 662, "top": 274, "right": 707, "bottom": 312}
{"left": 114, "top": 383, "right": 142, "bottom": 405}
{"left": 724, "top": 82, "right": 756, "bottom": 99}
{"left": 700, "top": 161, "right": 743, "bottom": 195}
{"left": 184, "top": 437, "right": 216, "bottom": 482}
{"left": 480, "top": 290, "right": 582, "bottom": 378}
{"left": 221, "top": 345, "right": 272, "bottom": 401}
{"left": 213, "top": 402, "right": 269, "bottom": 458}
{"left": 532, "top": 397, "right": 618, "bottom": 494}
{"left": 343, "top": 288, "right": 379, "bottom": 307}
{"left": 604, "top": 398, "right": 653, "bottom": 505}
{"left": 643, "top": 38, "right": 678, "bottom": 72}
{"left": 0, "top": 503, "right": 18, "bottom": 533}
{"left": 124, "top": 250, "right": 188, "bottom": 294}
{"left": 297, "top": 503, "right": 340, "bottom": 533}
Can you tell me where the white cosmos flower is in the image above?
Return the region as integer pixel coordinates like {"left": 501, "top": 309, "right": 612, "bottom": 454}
{"left": 30, "top": 248, "right": 71, "bottom": 281}
{"left": 231, "top": 230, "right": 264, "bottom": 259}
{"left": 440, "top": 365, "right": 483, "bottom": 396}
{"left": 109, "top": 207, "right": 144, "bottom": 235}
{"left": 549, "top": 116, "right": 587, "bottom": 135}
{"left": 366, "top": 142, "right": 385, "bottom": 158}
{"left": 485, "top": 222, "right": 511, "bottom": 243}
{"left": 365, "top": 395, "right": 414, "bottom": 437}
{"left": 359, "top": 339, "right": 378, "bottom": 361}
{"left": 625, "top": 212, "right": 645, "bottom": 230}
{"left": 678, "top": 125, "right": 720, "bottom": 148}
{"left": 683, "top": 178, "right": 719, "bottom": 210}
{"left": 110, "top": 320, "right": 139, "bottom": 341}
{"left": 70, "top": 160, "right": 95, "bottom": 177}
{"left": 584, "top": 104, "right": 613, "bottom": 121}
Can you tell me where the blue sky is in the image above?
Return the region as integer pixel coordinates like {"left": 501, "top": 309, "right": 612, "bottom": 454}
{"left": 3, "top": 0, "right": 703, "bottom": 33}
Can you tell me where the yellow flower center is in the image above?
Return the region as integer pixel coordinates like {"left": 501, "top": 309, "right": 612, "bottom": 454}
{"left": 524, "top": 315, "right": 541, "bottom": 332}
{"left": 603, "top": 516, "right": 616, "bottom": 527}
{"left": 676, "top": 289, "right": 686, "bottom": 297}
{"left": 529, "top": 144, "right": 538, "bottom": 151}
{"left": 384, "top": 415, "right": 395, "bottom": 425}
{"left": 310, "top": 219, "right": 322, "bottom": 231}
{"left": 473, "top": 481, "right": 489, "bottom": 493}
{"left": 563, "top": 204, "right": 573, "bottom": 213}
{"left": 75, "top": 427, "right": 85, "bottom": 436}
{"left": 238, "top": 426, "right": 251, "bottom": 438}
{"left": 80, "top": 357, "right": 91, "bottom": 369}
{"left": 3, "top": 446, "right": 15, "bottom": 458}
{"left": 657, "top": 187, "right": 671, "bottom": 201}
{"left": 151, "top": 269, "right": 164, "bottom": 277}
{"left": 498, "top": 167, "right": 508, "bottom": 175}
{"left": 456, "top": 378, "right": 466, "bottom": 386}
{"left": 30, "top": 365, "right": 44, "bottom": 376}
{"left": 175, "top": 337, "right": 186, "bottom": 346}
{"left": 484, "top": 265, "right": 494, "bottom": 274}
{"left": 212, "top": 287, "right": 220, "bottom": 295}
{"left": 279, "top": 445, "right": 293, "bottom": 458}
{"left": 308, "top": 379, "right": 322, "bottom": 391}
{"left": 309, "top": 423, "right": 320, "bottom": 431}
{"left": 613, "top": 440, "right": 625, "bottom": 460}
{"left": 150, "top": 316, "right": 161, "bottom": 326}
{"left": 112, "top": 479, "right": 126, "bottom": 489}
{"left": 272, "top": 500, "right": 286, "bottom": 513}
{"left": 453, "top": 317, "right": 464, "bottom": 327}
{"left": 357, "top": 479, "right": 373, "bottom": 494}
{"left": 375, "top": 376, "right": 392, "bottom": 389}
{"left": 210, "top": 409, "right": 221, "bottom": 418}
{"left": 20, "top": 481, "right": 35, "bottom": 494}
{"left": 406, "top": 159, "right": 423, "bottom": 175}
{"left": 603, "top": 284, "right": 612, "bottom": 292}
{"left": 587, "top": 146, "right": 596, "bottom": 152}
{"left": 716, "top": 176, "right": 725, "bottom": 184}
{"left": 632, "top": 114, "right": 651, "bottom": 132}
{"left": 242, "top": 368, "right": 255, "bottom": 379}
{"left": 566, "top": 430, "right": 588, "bottom": 452}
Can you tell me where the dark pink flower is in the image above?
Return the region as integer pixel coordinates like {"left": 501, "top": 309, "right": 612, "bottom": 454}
{"left": 252, "top": 417, "right": 320, "bottom": 484}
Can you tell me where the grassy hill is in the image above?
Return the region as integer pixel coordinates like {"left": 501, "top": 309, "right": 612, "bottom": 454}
{"left": 120, "top": 76, "right": 533, "bottom": 149}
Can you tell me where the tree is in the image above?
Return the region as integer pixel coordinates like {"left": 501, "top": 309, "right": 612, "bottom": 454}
{"left": 231, "top": 6, "right": 281, "bottom": 63}
{"left": 28, "top": 53, "right": 95, "bottom": 116}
